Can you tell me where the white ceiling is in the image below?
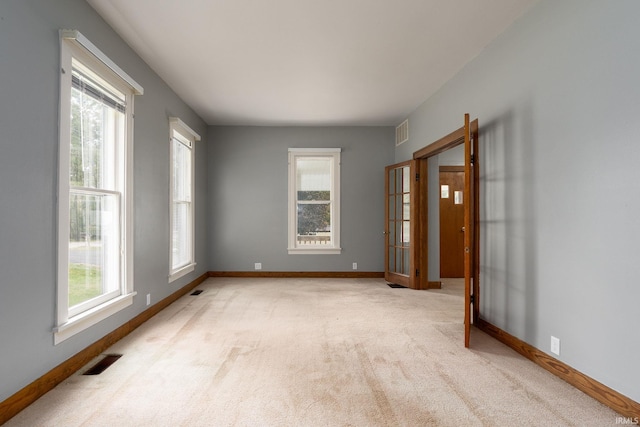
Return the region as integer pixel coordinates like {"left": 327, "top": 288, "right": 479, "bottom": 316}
{"left": 87, "top": 0, "right": 537, "bottom": 126}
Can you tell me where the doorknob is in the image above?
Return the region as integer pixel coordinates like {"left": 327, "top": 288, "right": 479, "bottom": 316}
{"left": 461, "top": 227, "right": 465, "bottom": 232}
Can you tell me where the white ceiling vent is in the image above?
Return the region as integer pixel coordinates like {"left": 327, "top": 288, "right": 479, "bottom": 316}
{"left": 396, "top": 119, "right": 409, "bottom": 146}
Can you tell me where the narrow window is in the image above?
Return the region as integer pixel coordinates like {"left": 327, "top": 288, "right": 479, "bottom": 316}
{"left": 169, "top": 118, "right": 200, "bottom": 282}
{"left": 55, "top": 30, "right": 143, "bottom": 344}
{"left": 288, "top": 148, "right": 341, "bottom": 254}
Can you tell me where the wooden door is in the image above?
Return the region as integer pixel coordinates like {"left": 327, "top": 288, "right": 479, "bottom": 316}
{"left": 439, "top": 167, "right": 465, "bottom": 278}
{"left": 384, "top": 160, "right": 418, "bottom": 289}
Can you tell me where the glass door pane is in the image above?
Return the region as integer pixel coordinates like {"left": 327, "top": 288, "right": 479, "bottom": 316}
{"left": 386, "top": 164, "right": 411, "bottom": 277}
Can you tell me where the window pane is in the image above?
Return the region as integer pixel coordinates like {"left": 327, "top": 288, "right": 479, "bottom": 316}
{"left": 296, "top": 158, "right": 330, "bottom": 192}
{"left": 173, "top": 139, "right": 191, "bottom": 202}
{"left": 297, "top": 203, "right": 331, "bottom": 245}
{"left": 403, "top": 221, "right": 410, "bottom": 245}
{"left": 388, "top": 246, "right": 395, "bottom": 272}
{"left": 403, "top": 248, "right": 410, "bottom": 275}
{"left": 70, "top": 69, "right": 123, "bottom": 191}
{"left": 172, "top": 201, "right": 191, "bottom": 269}
{"left": 403, "top": 200, "right": 410, "bottom": 220}
{"left": 388, "top": 169, "right": 395, "bottom": 195}
{"left": 298, "top": 190, "right": 330, "bottom": 201}
{"left": 68, "top": 192, "right": 120, "bottom": 309}
{"left": 396, "top": 247, "right": 402, "bottom": 273}
{"left": 402, "top": 166, "right": 410, "bottom": 192}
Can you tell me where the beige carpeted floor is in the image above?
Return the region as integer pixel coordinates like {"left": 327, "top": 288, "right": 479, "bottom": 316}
{"left": 6, "top": 277, "right": 620, "bottom": 426}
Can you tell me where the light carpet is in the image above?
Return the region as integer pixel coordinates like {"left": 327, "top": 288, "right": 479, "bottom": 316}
{"left": 6, "top": 277, "right": 620, "bottom": 426}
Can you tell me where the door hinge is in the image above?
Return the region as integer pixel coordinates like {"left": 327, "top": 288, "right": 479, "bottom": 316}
{"left": 470, "top": 294, "right": 475, "bottom": 304}
{"left": 470, "top": 154, "right": 475, "bottom": 165}
{"left": 415, "top": 173, "right": 420, "bottom": 181}
{"left": 415, "top": 269, "right": 420, "bottom": 277}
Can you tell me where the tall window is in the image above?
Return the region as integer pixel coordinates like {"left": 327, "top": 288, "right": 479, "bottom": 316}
{"left": 288, "top": 148, "right": 341, "bottom": 254}
{"left": 169, "top": 118, "right": 199, "bottom": 282}
{"left": 56, "top": 30, "right": 143, "bottom": 344}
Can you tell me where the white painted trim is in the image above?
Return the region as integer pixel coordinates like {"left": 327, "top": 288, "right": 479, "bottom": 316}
{"left": 287, "top": 149, "right": 341, "bottom": 254}
{"left": 169, "top": 117, "right": 201, "bottom": 141}
{"left": 56, "top": 41, "right": 73, "bottom": 327}
{"left": 288, "top": 248, "right": 342, "bottom": 255}
{"left": 54, "top": 292, "right": 136, "bottom": 345}
{"left": 169, "top": 119, "right": 197, "bottom": 280}
{"left": 168, "top": 262, "right": 196, "bottom": 283}
{"left": 55, "top": 32, "right": 139, "bottom": 344}
{"left": 288, "top": 147, "right": 341, "bottom": 153}
{"left": 60, "top": 29, "right": 144, "bottom": 95}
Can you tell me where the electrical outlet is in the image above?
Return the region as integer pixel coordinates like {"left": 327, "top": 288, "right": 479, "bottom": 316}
{"left": 550, "top": 336, "right": 560, "bottom": 355}
{"left": 146, "top": 294, "right": 151, "bottom": 306}
{"left": 352, "top": 262, "right": 358, "bottom": 270}
{"left": 255, "top": 263, "right": 262, "bottom": 270}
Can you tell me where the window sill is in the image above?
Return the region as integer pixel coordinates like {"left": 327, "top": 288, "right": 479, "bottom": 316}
{"left": 288, "top": 247, "right": 342, "bottom": 255}
{"left": 53, "top": 292, "right": 136, "bottom": 345}
{"left": 169, "top": 262, "right": 196, "bottom": 283}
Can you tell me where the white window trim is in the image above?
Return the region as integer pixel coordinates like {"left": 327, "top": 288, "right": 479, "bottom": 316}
{"left": 168, "top": 117, "right": 200, "bottom": 282}
{"left": 55, "top": 30, "right": 141, "bottom": 345}
{"left": 288, "top": 148, "right": 342, "bottom": 255}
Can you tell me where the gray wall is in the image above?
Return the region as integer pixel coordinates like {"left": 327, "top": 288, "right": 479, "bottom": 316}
{"left": 0, "top": 0, "right": 209, "bottom": 402}
{"left": 398, "top": 0, "right": 640, "bottom": 402}
{"left": 208, "top": 126, "right": 394, "bottom": 272}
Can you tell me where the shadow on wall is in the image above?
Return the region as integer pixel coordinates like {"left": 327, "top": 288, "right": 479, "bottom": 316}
{"left": 480, "top": 100, "right": 538, "bottom": 343}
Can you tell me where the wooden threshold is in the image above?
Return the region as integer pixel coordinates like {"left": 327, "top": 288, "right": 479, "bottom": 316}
{"left": 208, "top": 271, "right": 384, "bottom": 278}
{"left": 476, "top": 318, "right": 640, "bottom": 418}
{"left": 0, "top": 272, "right": 209, "bottom": 425}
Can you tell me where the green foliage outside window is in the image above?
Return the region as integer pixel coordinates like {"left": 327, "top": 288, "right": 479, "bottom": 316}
{"left": 297, "top": 191, "right": 330, "bottom": 235}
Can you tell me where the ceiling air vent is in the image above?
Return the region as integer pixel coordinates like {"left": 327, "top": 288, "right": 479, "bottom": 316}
{"left": 396, "top": 119, "right": 409, "bottom": 146}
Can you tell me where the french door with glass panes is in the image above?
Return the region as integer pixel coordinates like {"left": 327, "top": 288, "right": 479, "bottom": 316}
{"left": 384, "top": 160, "right": 419, "bottom": 289}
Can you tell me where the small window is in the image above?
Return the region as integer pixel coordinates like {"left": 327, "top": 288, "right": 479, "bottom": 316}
{"left": 55, "top": 30, "right": 143, "bottom": 344}
{"left": 288, "top": 148, "right": 341, "bottom": 254}
{"left": 169, "top": 118, "right": 200, "bottom": 282}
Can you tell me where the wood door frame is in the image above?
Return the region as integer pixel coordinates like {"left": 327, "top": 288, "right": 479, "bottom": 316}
{"left": 412, "top": 119, "right": 480, "bottom": 324}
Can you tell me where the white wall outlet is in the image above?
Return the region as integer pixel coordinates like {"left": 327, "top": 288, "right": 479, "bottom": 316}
{"left": 146, "top": 294, "right": 151, "bottom": 306}
{"left": 255, "top": 262, "right": 262, "bottom": 270}
{"left": 550, "top": 336, "right": 560, "bottom": 355}
{"left": 352, "top": 262, "right": 358, "bottom": 270}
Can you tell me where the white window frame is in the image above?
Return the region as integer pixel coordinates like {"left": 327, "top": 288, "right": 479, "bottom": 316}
{"left": 169, "top": 117, "right": 200, "bottom": 282}
{"left": 288, "top": 148, "right": 342, "bottom": 254}
{"left": 54, "top": 30, "right": 142, "bottom": 345}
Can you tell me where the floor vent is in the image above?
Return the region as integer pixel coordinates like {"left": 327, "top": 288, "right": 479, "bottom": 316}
{"left": 388, "top": 283, "right": 407, "bottom": 288}
{"left": 190, "top": 290, "right": 203, "bottom": 296}
{"left": 83, "top": 354, "right": 122, "bottom": 375}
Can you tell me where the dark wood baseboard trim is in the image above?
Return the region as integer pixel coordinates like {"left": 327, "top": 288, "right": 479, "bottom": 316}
{"left": 476, "top": 318, "right": 640, "bottom": 418}
{"left": 427, "top": 281, "right": 442, "bottom": 289}
{"left": 208, "top": 271, "right": 385, "bottom": 278}
{"left": 0, "top": 272, "right": 209, "bottom": 426}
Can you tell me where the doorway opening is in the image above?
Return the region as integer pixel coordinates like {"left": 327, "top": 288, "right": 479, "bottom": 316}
{"left": 384, "top": 115, "right": 479, "bottom": 347}
{"left": 413, "top": 115, "right": 479, "bottom": 347}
